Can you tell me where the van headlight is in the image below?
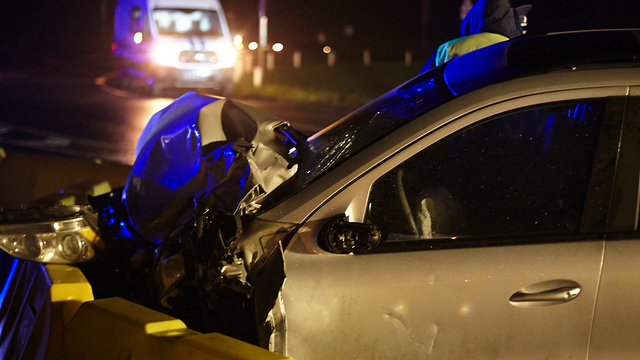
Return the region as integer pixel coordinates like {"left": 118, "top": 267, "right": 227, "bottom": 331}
{"left": 216, "top": 45, "right": 237, "bottom": 68}
{"left": 0, "top": 206, "right": 101, "bottom": 264}
{"left": 152, "top": 43, "right": 179, "bottom": 66}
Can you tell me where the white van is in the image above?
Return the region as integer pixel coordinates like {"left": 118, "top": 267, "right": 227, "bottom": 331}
{"left": 112, "top": 0, "right": 237, "bottom": 96}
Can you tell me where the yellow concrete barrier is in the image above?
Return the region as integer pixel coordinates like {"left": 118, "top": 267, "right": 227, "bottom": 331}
{"left": 62, "top": 297, "right": 291, "bottom": 360}
{"left": 45, "top": 264, "right": 95, "bottom": 359}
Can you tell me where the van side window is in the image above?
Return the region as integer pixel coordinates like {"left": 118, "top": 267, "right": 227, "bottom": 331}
{"left": 368, "top": 100, "right": 606, "bottom": 241}
{"left": 130, "top": 7, "right": 142, "bottom": 33}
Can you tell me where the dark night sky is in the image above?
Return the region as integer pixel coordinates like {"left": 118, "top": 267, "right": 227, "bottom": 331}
{"left": 222, "top": 0, "right": 431, "bottom": 59}
{"left": 221, "top": 0, "right": 640, "bottom": 60}
{"left": 1, "top": 0, "right": 639, "bottom": 62}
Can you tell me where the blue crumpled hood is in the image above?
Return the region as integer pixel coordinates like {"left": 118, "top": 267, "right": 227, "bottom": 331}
{"left": 123, "top": 93, "right": 254, "bottom": 241}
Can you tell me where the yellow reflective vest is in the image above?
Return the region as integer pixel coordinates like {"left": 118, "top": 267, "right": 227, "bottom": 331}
{"left": 432, "top": 32, "right": 508, "bottom": 67}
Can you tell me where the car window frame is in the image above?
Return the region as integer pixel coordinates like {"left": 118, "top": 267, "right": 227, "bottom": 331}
{"left": 368, "top": 99, "right": 613, "bottom": 240}
{"left": 367, "top": 96, "right": 624, "bottom": 253}
{"left": 607, "top": 91, "right": 640, "bottom": 234}
{"left": 306, "top": 88, "right": 628, "bottom": 254}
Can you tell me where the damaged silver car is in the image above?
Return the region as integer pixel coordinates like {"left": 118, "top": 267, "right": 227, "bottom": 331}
{"left": 3, "top": 29, "right": 640, "bottom": 359}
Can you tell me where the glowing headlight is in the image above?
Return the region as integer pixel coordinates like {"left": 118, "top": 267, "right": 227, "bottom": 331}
{"left": 0, "top": 206, "right": 100, "bottom": 264}
{"left": 133, "top": 32, "right": 144, "bottom": 44}
{"left": 216, "top": 46, "right": 237, "bottom": 68}
{"left": 152, "top": 44, "right": 179, "bottom": 65}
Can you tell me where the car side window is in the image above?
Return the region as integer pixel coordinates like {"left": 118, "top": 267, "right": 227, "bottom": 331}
{"left": 130, "top": 7, "right": 142, "bottom": 34}
{"left": 368, "top": 100, "right": 606, "bottom": 241}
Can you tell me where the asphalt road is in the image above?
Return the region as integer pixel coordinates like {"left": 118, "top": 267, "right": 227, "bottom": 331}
{"left": 0, "top": 55, "right": 351, "bottom": 165}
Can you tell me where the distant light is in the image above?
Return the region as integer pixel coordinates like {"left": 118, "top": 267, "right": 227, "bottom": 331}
{"left": 111, "top": 42, "right": 118, "bottom": 52}
{"left": 317, "top": 32, "right": 327, "bottom": 44}
{"left": 133, "top": 32, "right": 143, "bottom": 44}
{"left": 248, "top": 42, "right": 259, "bottom": 51}
{"left": 259, "top": 16, "right": 268, "bottom": 47}
{"left": 272, "top": 43, "right": 284, "bottom": 52}
{"left": 343, "top": 25, "right": 355, "bottom": 37}
{"left": 323, "top": 46, "right": 332, "bottom": 54}
{"left": 234, "top": 34, "right": 244, "bottom": 50}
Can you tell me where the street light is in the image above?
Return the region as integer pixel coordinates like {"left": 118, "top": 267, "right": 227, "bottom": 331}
{"left": 234, "top": 34, "right": 244, "bottom": 50}
{"left": 258, "top": 0, "right": 268, "bottom": 69}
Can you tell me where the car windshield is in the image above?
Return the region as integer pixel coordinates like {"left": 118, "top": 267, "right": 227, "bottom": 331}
{"left": 153, "top": 9, "right": 223, "bottom": 37}
{"left": 303, "top": 65, "right": 453, "bottom": 185}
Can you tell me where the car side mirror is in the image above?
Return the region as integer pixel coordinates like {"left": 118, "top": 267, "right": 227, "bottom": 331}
{"left": 319, "top": 215, "right": 381, "bottom": 254}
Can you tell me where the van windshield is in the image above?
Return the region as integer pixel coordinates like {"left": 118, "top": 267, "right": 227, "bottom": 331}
{"left": 153, "top": 9, "right": 223, "bottom": 37}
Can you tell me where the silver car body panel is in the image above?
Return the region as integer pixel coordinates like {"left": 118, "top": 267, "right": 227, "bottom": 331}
{"left": 255, "top": 67, "right": 640, "bottom": 359}
{"left": 588, "top": 85, "right": 640, "bottom": 359}
{"left": 590, "top": 238, "right": 640, "bottom": 359}
{"left": 283, "top": 237, "right": 604, "bottom": 359}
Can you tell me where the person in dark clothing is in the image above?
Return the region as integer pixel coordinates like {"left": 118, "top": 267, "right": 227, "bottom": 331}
{"left": 421, "top": 0, "right": 530, "bottom": 72}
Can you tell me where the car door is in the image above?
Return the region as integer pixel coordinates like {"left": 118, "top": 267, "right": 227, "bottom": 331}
{"left": 588, "top": 93, "right": 640, "bottom": 359}
{"left": 280, "top": 92, "right": 625, "bottom": 360}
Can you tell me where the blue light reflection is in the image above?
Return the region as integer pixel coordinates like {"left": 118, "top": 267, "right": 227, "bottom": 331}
{"left": 0, "top": 258, "right": 19, "bottom": 309}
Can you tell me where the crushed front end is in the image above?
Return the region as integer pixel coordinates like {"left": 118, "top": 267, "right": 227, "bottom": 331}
{"left": 83, "top": 92, "right": 307, "bottom": 348}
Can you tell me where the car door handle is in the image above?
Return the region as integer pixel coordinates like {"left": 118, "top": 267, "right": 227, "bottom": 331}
{"left": 510, "top": 286, "right": 580, "bottom": 302}
{"left": 509, "top": 280, "right": 581, "bottom": 307}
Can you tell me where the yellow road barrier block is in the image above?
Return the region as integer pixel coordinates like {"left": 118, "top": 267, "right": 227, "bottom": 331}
{"left": 62, "top": 297, "right": 291, "bottom": 360}
{"left": 46, "top": 264, "right": 95, "bottom": 324}
{"left": 44, "top": 264, "right": 95, "bottom": 360}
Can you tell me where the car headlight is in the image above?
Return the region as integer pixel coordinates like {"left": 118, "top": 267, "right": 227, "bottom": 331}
{"left": 0, "top": 206, "right": 101, "bottom": 264}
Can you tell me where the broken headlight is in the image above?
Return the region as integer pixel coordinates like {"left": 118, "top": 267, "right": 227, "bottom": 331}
{"left": 0, "top": 206, "right": 101, "bottom": 264}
